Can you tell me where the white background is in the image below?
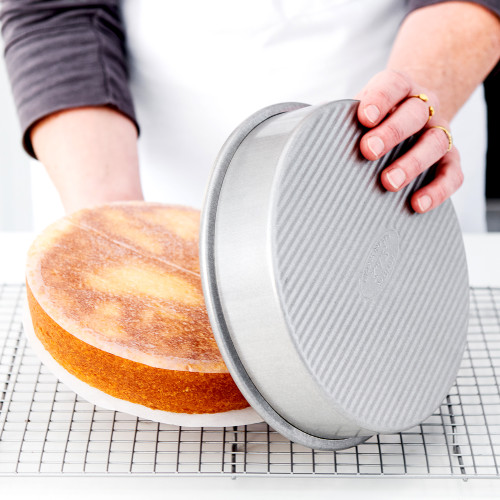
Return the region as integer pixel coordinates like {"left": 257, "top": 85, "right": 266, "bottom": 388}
{"left": 0, "top": 38, "right": 33, "bottom": 231}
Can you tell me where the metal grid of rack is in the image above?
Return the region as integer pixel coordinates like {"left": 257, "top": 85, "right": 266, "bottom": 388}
{"left": 0, "top": 283, "right": 499, "bottom": 478}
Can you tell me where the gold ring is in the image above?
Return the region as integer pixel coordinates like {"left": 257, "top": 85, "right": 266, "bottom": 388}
{"left": 410, "top": 93, "right": 429, "bottom": 102}
{"left": 430, "top": 125, "right": 453, "bottom": 152}
{"left": 409, "top": 93, "right": 434, "bottom": 121}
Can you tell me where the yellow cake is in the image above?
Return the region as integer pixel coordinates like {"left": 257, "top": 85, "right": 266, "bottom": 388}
{"left": 25, "top": 202, "right": 249, "bottom": 414}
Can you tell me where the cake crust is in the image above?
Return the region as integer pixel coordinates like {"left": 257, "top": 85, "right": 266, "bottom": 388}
{"left": 26, "top": 202, "right": 227, "bottom": 372}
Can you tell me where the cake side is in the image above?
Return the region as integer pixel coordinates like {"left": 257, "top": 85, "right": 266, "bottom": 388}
{"left": 26, "top": 283, "right": 249, "bottom": 413}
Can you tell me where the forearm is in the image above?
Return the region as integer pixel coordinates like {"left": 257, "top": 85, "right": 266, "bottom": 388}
{"left": 388, "top": 1, "right": 500, "bottom": 121}
{"left": 31, "top": 107, "right": 143, "bottom": 214}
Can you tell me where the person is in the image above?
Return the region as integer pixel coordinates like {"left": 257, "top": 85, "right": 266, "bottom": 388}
{"left": 1, "top": 1, "right": 499, "bottom": 232}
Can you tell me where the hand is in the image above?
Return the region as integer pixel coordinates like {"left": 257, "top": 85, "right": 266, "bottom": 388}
{"left": 356, "top": 70, "right": 463, "bottom": 213}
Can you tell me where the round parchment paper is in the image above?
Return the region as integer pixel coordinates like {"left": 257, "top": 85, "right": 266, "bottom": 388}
{"left": 23, "top": 302, "right": 263, "bottom": 427}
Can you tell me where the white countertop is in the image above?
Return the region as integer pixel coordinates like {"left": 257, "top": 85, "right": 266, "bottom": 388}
{"left": 4, "top": 476, "right": 500, "bottom": 500}
{"left": 2, "top": 231, "right": 499, "bottom": 498}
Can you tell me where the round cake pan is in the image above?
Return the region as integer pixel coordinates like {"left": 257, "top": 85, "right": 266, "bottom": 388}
{"left": 199, "top": 100, "right": 469, "bottom": 450}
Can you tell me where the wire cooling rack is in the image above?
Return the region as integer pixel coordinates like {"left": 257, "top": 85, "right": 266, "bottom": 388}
{"left": 0, "top": 283, "right": 499, "bottom": 478}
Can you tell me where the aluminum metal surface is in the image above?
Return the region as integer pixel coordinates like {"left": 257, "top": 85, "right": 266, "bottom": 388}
{"left": 200, "top": 101, "right": 469, "bottom": 450}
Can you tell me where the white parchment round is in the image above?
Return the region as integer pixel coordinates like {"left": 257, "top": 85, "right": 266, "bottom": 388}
{"left": 22, "top": 302, "right": 262, "bottom": 427}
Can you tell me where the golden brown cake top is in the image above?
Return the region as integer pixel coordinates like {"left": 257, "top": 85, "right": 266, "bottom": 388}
{"left": 26, "top": 202, "right": 227, "bottom": 373}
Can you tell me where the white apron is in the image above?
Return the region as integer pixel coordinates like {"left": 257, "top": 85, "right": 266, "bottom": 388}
{"left": 31, "top": 0, "right": 487, "bottom": 232}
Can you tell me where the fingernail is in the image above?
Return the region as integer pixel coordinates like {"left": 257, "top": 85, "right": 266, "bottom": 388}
{"left": 364, "top": 104, "right": 380, "bottom": 124}
{"left": 367, "top": 136, "right": 384, "bottom": 158}
{"left": 385, "top": 168, "right": 406, "bottom": 189}
{"left": 418, "top": 195, "right": 432, "bottom": 212}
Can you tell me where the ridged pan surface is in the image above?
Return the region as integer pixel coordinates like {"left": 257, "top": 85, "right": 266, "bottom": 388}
{"left": 271, "top": 101, "right": 469, "bottom": 432}
{"left": 200, "top": 100, "right": 469, "bottom": 450}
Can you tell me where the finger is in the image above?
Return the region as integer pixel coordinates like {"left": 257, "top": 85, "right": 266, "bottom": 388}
{"left": 410, "top": 147, "right": 463, "bottom": 213}
{"left": 357, "top": 70, "right": 415, "bottom": 128}
{"left": 360, "top": 97, "right": 432, "bottom": 161}
{"left": 380, "top": 125, "right": 452, "bottom": 191}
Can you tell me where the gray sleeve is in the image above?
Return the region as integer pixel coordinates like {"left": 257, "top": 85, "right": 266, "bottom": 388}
{"left": 0, "top": 0, "right": 138, "bottom": 158}
{"left": 408, "top": 0, "right": 500, "bottom": 18}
